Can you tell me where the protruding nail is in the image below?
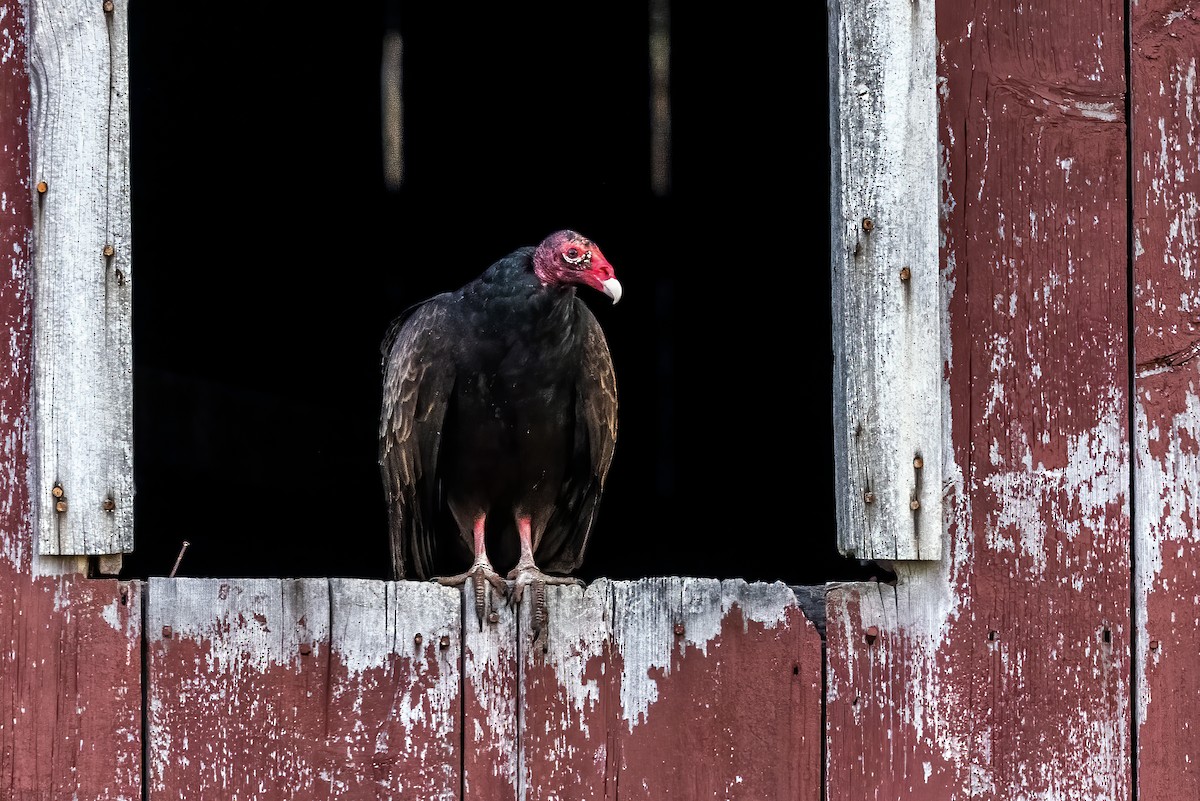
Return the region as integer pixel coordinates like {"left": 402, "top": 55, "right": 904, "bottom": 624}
{"left": 439, "top": 635, "right": 450, "bottom": 650}
{"left": 103, "top": 244, "right": 115, "bottom": 257}
{"left": 674, "top": 623, "right": 685, "bottom": 637}
{"left": 862, "top": 217, "right": 874, "bottom": 232}
{"left": 102, "top": 498, "right": 116, "bottom": 512}
{"left": 865, "top": 625, "right": 879, "bottom": 644}
{"left": 103, "top": 0, "right": 114, "bottom": 11}
{"left": 899, "top": 266, "right": 911, "bottom": 281}
{"left": 988, "top": 629, "right": 998, "bottom": 641}
{"left": 1150, "top": 640, "right": 1160, "bottom": 651}
{"left": 910, "top": 499, "right": 921, "bottom": 511}
{"left": 299, "top": 642, "right": 311, "bottom": 655}
{"left": 36, "top": 181, "right": 47, "bottom": 194}
{"left": 864, "top": 491, "right": 875, "bottom": 504}
{"left": 414, "top": 633, "right": 423, "bottom": 647}
{"left": 913, "top": 456, "right": 924, "bottom": 470}
{"left": 51, "top": 484, "right": 64, "bottom": 498}
{"left": 487, "top": 612, "right": 499, "bottom": 624}
{"left": 55, "top": 500, "right": 67, "bottom": 513}
{"left": 162, "top": 625, "right": 172, "bottom": 639}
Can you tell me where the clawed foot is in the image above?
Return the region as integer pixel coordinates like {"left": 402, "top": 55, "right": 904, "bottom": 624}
{"left": 507, "top": 564, "right": 585, "bottom": 651}
{"left": 435, "top": 561, "right": 509, "bottom": 625}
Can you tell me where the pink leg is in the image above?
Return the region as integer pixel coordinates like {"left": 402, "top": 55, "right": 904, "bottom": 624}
{"left": 507, "top": 515, "right": 585, "bottom": 647}
{"left": 435, "top": 514, "right": 508, "bottom": 622}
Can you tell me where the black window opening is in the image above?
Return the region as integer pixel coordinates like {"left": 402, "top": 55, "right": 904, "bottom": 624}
{"left": 121, "top": 2, "right": 882, "bottom": 586}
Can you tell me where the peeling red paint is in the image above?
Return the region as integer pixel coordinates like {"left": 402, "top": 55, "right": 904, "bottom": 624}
{"left": 462, "top": 585, "right": 518, "bottom": 801}
{"left": 1131, "top": 2, "right": 1200, "bottom": 798}
{"left": 827, "top": 0, "right": 1132, "bottom": 798}
{"left": 1, "top": 4, "right": 143, "bottom": 799}
{"left": 146, "top": 579, "right": 461, "bottom": 800}
{"left": 517, "top": 580, "right": 821, "bottom": 801}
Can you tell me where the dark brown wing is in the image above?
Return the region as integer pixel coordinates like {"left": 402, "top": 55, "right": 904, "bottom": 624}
{"left": 538, "top": 300, "right": 618, "bottom": 573}
{"left": 379, "top": 295, "right": 459, "bottom": 580}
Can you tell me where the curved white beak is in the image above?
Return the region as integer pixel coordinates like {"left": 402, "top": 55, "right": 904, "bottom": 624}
{"left": 601, "top": 278, "right": 623, "bottom": 305}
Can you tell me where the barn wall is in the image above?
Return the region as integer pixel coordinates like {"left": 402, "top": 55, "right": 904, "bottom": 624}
{"left": 826, "top": 1, "right": 1132, "bottom": 798}
{"left": 0, "top": 3, "right": 142, "bottom": 799}
{"left": 145, "top": 578, "right": 822, "bottom": 801}
{"left": 1130, "top": 3, "right": 1200, "bottom": 798}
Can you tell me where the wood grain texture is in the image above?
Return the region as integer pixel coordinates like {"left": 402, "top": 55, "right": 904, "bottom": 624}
{"left": 829, "top": 0, "right": 942, "bottom": 561}
{"left": 519, "top": 578, "right": 822, "bottom": 801}
{"left": 1130, "top": 3, "right": 1200, "bottom": 797}
{"left": 28, "top": 0, "right": 133, "bottom": 556}
{"left": 2, "top": 6, "right": 142, "bottom": 800}
{"left": 462, "top": 577, "right": 519, "bottom": 801}
{"left": 146, "top": 578, "right": 461, "bottom": 800}
{"left": 826, "top": 0, "right": 1132, "bottom": 797}
{"left": 0, "top": 573, "right": 143, "bottom": 801}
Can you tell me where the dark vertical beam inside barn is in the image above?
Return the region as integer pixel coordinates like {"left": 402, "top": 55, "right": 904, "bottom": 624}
{"left": 826, "top": 0, "right": 1132, "bottom": 797}
{"left": 1130, "top": 3, "right": 1200, "bottom": 798}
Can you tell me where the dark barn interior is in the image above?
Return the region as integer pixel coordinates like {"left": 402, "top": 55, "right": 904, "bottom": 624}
{"left": 121, "top": 2, "right": 876, "bottom": 586}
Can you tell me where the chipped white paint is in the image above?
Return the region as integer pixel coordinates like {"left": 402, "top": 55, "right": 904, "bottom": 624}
{"left": 28, "top": 0, "right": 132, "bottom": 557}
{"left": 535, "top": 579, "right": 612, "bottom": 735}
{"left": 1134, "top": 388, "right": 1200, "bottom": 727}
{"left": 829, "top": 0, "right": 942, "bottom": 561}
{"left": 462, "top": 575, "right": 519, "bottom": 796}
{"left": 148, "top": 577, "right": 330, "bottom": 675}
{"left": 612, "top": 578, "right": 797, "bottom": 731}
{"left": 384, "top": 579, "right": 460, "bottom": 747}
{"left": 983, "top": 387, "right": 1126, "bottom": 577}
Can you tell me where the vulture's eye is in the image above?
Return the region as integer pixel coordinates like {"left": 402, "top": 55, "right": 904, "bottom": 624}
{"left": 563, "top": 247, "right": 585, "bottom": 266}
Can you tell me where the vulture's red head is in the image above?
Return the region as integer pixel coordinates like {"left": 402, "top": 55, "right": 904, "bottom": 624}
{"left": 532, "top": 230, "right": 622, "bottom": 304}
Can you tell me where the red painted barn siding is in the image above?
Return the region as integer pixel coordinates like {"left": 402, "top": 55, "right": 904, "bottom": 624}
{"left": 827, "top": 1, "right": 1132, "bottom": 798}
{"left": 0, "top": 4, "right": 143, "bottom": 800}
{"left": 1131, "top": 4, "right": 1200, "bottom": 799}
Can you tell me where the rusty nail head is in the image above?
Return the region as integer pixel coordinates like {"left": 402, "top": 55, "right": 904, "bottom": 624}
{"left": 102, "top": 498, "right": 116, "bottom": 512}
{"left": 863, "top": 491, "right": 875, "bottom": 504}
{"left": 487, "top": 612, "right": 499, "bottom": 624}
{"left": 414, "top": 633, "right": 423, "bottom": 646}
{"left": 55, "top": 500, "right": 67, "bottom": 513}
{"left": 51, "top": 484, "right": 64, "bottom": 498}
{"left": 910, "top": 499, "right": 921, "bottom": 511}
{"left": 1150, "top": 640, "right": 1160, "bottom": 650}
{"left": 913, "top": 456, "right": 924, "bottom": 470}
{"left": 103, "top": 0, "right": 114, "bottom": 11}
{"left": 674, "top": 623, "right": 685, "bottom": 637}
{"left": 36, "top": 181, "right": 47, "bottom": 194}
{"left": 988, "top": 630, "right": 998, "bottom": 641}
{"left": 162, "top": 625, "right": 172, "bottom": 639}
{"left": 862, "top": 217, "right": 874, "bottom": 232}
{"left": 899, "top": 266, "right": 912, "bottom": 281}
{"left": 103, "top": 244, "right": 115, "bottom": 257}
{"left": 439, "top": 634, "right": 450, "bottom": 649}
{"left": 865, "top": 625, "right": 879, "bottom": 643}
{"left": 299, "top": 642, "right": 312, "bottom": 656}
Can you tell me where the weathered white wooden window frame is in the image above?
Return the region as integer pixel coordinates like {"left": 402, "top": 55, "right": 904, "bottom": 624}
{"left": 828, "top": 0, "right": 942, "bottom": 561}
{"left": 23, "top": 0, "right": 941, "bottom": 571}
{"left": 28, "top": 0, "right": 133, "bottom": 566}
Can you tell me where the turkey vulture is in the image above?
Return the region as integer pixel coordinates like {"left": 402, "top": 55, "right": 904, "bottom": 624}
{"left": 379, "top": 230, "right": 620, "bottom": 635}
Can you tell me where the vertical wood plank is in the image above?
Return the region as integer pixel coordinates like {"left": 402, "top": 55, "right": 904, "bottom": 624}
{"left": 519, "top": 580, "right": 615, "bottom": 800}
{"left": 0, "top": 574, "right": 143, "bottom": 801}
{"left": 29, "top": 0, "right": 133, "bottom": 555}
{"left": 147, "top": 577, "right": 461, "bottom": 800}
{"left": 826, "top": 0, "right": 1132, "bottom": 796}
{"left": 462, "top": 578, "right": 519, "bottom": 801}
{"left": 499, "top": 579, "right": 819, "bottom": 800}
{"left": 1130, "top": 4, "right": 1200, "bottom": 797}
{"left": 610, "top": 579, "right": 820, "bottom": 800}
{"left": 829, "top": 0, "right": 942, "bottom": 561}
{"left": 2, "top": 5, "right": 142, "bottom": 799}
